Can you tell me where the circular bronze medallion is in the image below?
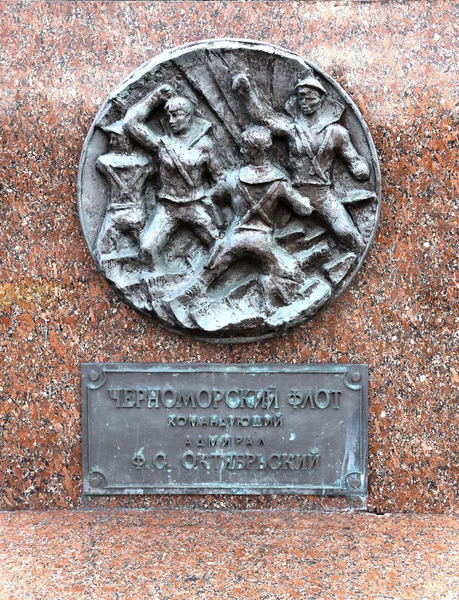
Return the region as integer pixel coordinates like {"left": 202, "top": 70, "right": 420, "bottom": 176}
{"left": 78, "top": 39, "right": 380, "bottom": 342}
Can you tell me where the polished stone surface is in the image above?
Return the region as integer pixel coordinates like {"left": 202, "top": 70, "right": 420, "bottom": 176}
{"left": 0, "top": 1, "right": 458, "bottom": 512}
{"left": 0, "top": 510, "right": 458, "bottom": 599}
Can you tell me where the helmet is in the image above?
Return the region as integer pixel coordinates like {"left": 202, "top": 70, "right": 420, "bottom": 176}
{"left": 295, "top": 76, "right": 326, "bottom": 95}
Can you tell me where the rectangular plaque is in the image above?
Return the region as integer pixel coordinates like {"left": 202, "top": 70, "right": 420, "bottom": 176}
{"left": 82, "top": 363, "right": 368, "bottom": 496}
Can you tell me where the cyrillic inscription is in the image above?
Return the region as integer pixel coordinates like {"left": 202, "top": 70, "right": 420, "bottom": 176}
{"left": 82, "top": 364, "right": 368, "bottom": 495}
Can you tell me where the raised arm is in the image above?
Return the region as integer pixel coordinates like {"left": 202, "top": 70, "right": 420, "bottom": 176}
{"left": 232, "top": 74, "right": 291, "bottom": 137}
{"left": 204, "top": 139, "right": 224, "bottom": 184}
{"left": 277, "top": 181, "right": 313, "bottom": 217}
{"left": 124, "top": 84, "right": 175, "bottom": 152}
{"left": 333, "top": 125, "right": 370, "bottom": 181}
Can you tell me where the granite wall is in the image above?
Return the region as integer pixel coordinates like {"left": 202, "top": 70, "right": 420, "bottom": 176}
{"left": 0, "top": 0, "right": 457, "bottom": 512}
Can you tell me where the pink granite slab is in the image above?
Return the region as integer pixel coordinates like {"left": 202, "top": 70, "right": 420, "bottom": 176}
{"left": 0, "top": 0, "right": 457, "bottom": 512}
{"left": 1, "top": 510, "right": 458, "bottom": 599}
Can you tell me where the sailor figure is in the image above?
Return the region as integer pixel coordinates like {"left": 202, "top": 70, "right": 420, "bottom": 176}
{"left": 233, "top": 71, "right": 370, "bottom": 251}
{"left": 124, "top": 84, "right": 223, "bottom": 268}
{"left": 96, "top": 120, "right": 152, "bottom": 260}
{"left": 170, "top": 126, "right": 313, "bottom": 311}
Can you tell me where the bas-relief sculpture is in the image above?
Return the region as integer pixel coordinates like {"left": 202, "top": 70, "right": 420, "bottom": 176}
{"left": 78, "top": 40, "right": 381, "bottom": 342}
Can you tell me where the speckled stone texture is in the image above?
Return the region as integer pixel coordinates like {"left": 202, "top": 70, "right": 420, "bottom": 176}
{"left": 0, "top": 1, "right": 458, "bottom": 513}
{"left": 0, "top": 510, "right": 458, "bottom": 599}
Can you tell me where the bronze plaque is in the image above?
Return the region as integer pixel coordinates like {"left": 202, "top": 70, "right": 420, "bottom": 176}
{"left": 82, "top": 363, "right": 368, "bottom": 496}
